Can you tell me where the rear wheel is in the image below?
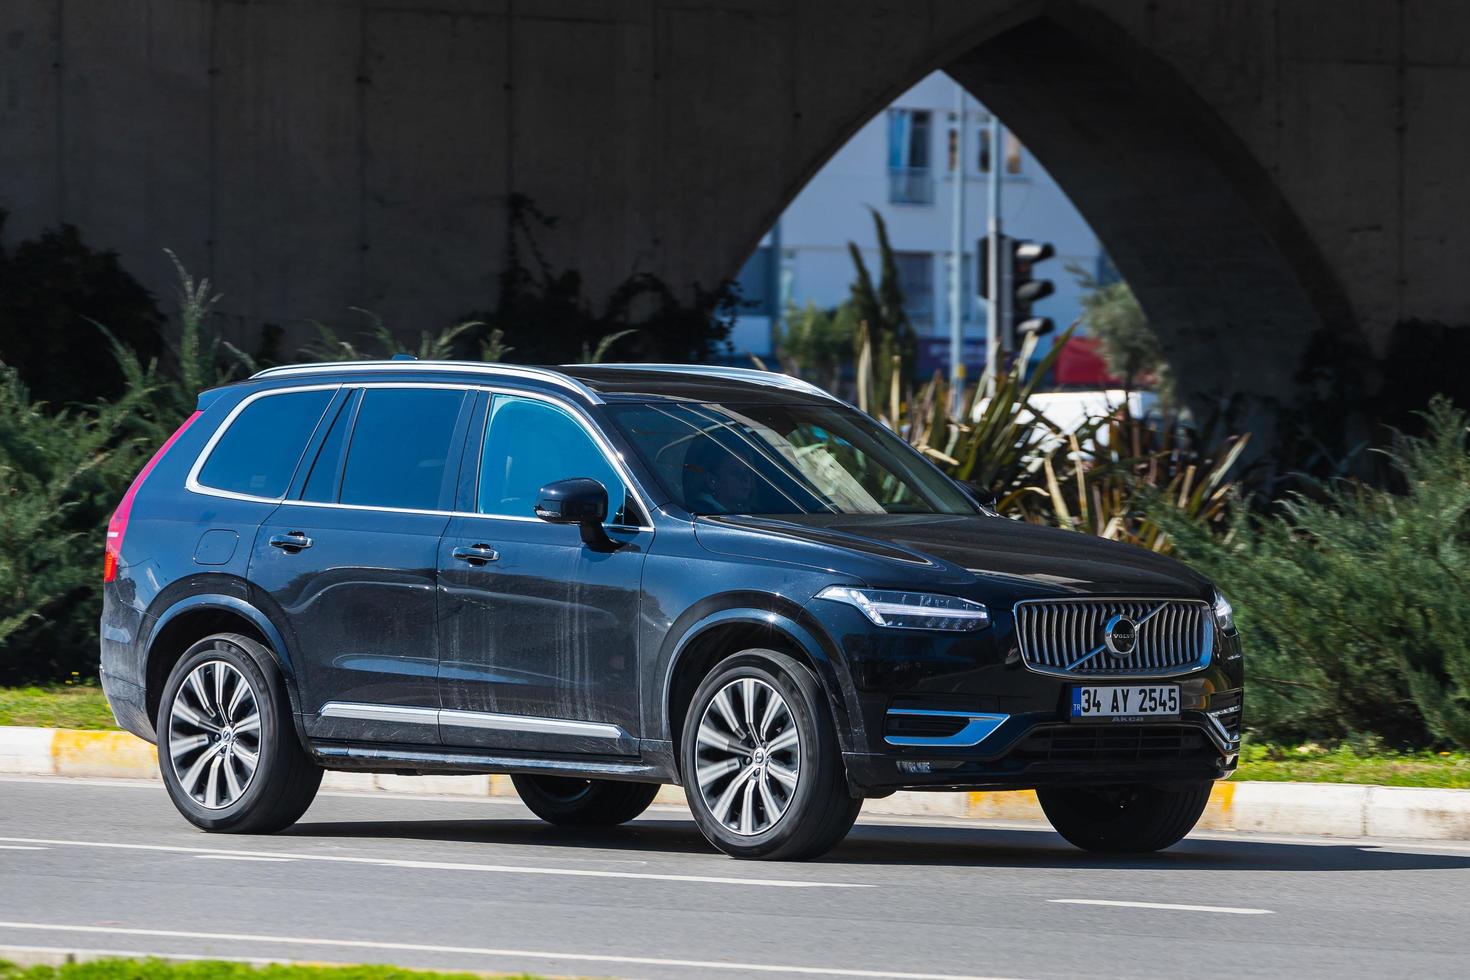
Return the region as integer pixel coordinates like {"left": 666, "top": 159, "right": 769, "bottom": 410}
{"left": 511, "top": 775, "right": 660, "bottom": 826}
{"left": 1037, "top": 781, "right": 1213, "bottom": 852}
{"left": 157, "top": 633, "right": 321, "bottom": 833}
{"left": 680, "top": 649, "right": 860, "bottom": 860}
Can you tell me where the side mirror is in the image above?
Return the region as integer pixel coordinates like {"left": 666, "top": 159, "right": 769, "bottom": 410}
{"left": 536, "top": 478, "right": 615, "bottom": 549}
{"left": 961, "top": 480, "right": 998, "bottom": 512}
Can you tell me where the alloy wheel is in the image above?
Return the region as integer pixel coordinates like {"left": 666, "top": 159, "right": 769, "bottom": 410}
{"left": 693, "top": 677, "right": 801, "bottom": 836}
{"left": 167, "top": 659, "right": 262, "bottom": 810}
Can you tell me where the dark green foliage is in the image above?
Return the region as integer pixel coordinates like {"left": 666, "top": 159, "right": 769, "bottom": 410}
{"left": 845, "top": 208, "right": 916, "bottom": 399}
{"left": 0, "top": 210, "right": 166, "bottom": 406}
{"left": 0, "top": 363, "right": 161, "bottom": 682}
{"left": 778, "top": 301, "right": 859, "bottom": 391}
{"left": 1156, "top": 397, "right": 1470, "bottom": 748}
{"left": 0, "top": 254, "right": 227, "bottom": 684}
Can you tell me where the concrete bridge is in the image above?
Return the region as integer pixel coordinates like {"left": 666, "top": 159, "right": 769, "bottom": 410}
{"left": 2, "top": 0, "right": 1466, "bottom": 429}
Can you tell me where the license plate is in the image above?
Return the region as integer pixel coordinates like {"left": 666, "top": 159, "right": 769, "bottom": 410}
{"left": 1071, "top": 684, "right": 1179, "bottom": 720}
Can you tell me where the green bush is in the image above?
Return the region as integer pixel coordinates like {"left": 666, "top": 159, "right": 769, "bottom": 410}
{"left": 0, "top": 254, "right": 215, "bottom": 683}
{"left": 1156, "top": 397, "right": 1470, "bottom": 748}
{"left": 0, "top": 365, "right": 159, "bottom": 682}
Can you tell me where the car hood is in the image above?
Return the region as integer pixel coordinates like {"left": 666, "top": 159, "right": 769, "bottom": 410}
{"left": 694, "top": 512, "right": 1212, "bottom": 600}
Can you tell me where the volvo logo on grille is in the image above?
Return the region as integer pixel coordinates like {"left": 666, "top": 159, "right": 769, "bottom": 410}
{"left": 1102, "top": 614, "right": 1139, "bottom": 658}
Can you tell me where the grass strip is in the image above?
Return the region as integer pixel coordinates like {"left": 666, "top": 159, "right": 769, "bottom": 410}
{"left": 0, "top": 959, "right": 546, "bottom": 980}
{"left": 0, "top": 684, "right": 116, "bottom": 730}
{"left": 1234, "top": 741, "right": 1470, "bottom": 789}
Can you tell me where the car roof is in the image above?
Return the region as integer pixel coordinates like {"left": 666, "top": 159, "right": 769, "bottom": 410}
{"left": 247, "top": 361, "right": 840, "bottom": 406}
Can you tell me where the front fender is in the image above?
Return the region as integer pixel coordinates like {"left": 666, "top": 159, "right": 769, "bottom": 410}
{"left": 658, "top": 600, "right": 867, "bottom": 756}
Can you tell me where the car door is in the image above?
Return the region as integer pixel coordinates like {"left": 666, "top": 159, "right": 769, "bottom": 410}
{"left": 437, "top": 391, "right": 650, "bottom": 756}
{"left": 250, "top": 384, "right": 473, "bottom": 745}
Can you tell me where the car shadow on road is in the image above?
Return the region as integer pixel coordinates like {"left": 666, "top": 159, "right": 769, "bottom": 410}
{"left": 282, "top": 815, "right": 1470, "bottom": 873}
{"left": 831, "top": 822, "right": 1470, "bottom": 873}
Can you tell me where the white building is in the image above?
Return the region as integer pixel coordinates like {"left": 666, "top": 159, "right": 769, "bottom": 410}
{"left": 728, "top": 72, "right": 1109, "bottom": 375}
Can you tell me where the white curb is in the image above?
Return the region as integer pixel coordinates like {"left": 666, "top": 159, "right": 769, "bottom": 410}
{"left": 5, "top": 726, "right": 1469, "bottom": 841}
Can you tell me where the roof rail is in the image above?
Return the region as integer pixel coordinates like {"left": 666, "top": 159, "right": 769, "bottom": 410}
{"left": 572, "top": 363, "right": 838, "bottom": 401}
{"left": 248, "top": 360, "right": 602, "bottom": 403}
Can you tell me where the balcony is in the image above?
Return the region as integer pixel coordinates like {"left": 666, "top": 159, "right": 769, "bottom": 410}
{"left": 888, "top": 166, "right": 934, "bottom": 205}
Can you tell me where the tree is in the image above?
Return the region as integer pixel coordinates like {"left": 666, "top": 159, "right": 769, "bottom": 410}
{"left": 1072, "top": 266, "right": 1170, "bottom": 400}
{"left": 778, "top": 301, "right": 858, "bottom": 392}
{"left": 846, "top": 208, "right": 917, "bottom": 407}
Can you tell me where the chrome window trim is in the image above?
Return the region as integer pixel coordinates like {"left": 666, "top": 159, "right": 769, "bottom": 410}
{"left": 470, "top": 386, "right": 657, "bottom": 532}
{"left": 250, "top": 361, "right": 603, "bottom": 404}
{"left": 185, "top": 383, "right": 343, "bottom": 503}
{"left": 319, "top": 701, "right": 626, "bottom": 740}
{"left": 1010, "top": 596, "right": 1214, "bottom": 680}
{"left": 570, "top": 362, "right": 838, "bottom": 402}
{"left": 186, "top": 381, "right": 655, "bottom": 531}
{"left": 883, "top": 708, "right": 1009, "bottom": 748}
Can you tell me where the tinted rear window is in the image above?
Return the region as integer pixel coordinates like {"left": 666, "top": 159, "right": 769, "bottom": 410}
{"left": 338, "top": 388, "right": 467, "bottom": 510}
{"left": 300, "top": 392, "right": 357, "bottom": 502}
{"left": 196, "top": 389, "right": 335, "bottom": 498}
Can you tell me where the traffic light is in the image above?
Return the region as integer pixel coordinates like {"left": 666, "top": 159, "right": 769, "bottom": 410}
{"left": 1009, "top": 239, "right": 1055, "bottom": 340}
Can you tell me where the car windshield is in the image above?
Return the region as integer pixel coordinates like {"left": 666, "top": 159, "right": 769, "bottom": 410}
{"left": 605, "top": 401, "right": 979, "bottom": 516}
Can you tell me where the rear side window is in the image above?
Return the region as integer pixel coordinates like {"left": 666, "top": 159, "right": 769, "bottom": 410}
{"left": 195, "top": 389, "right": 335, "bottom": 498}
{"left": 300, "top": 393, "right": 357, "bottom": 503}
{"left": 338, "top": 388, "right": 467, "bottom": 510}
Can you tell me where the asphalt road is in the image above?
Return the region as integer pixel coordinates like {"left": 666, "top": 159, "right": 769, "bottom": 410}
{"left": 1, "top": 776, "right": 1468, "bottom": 980}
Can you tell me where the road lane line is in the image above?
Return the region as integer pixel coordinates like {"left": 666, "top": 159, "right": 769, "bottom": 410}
{"left": 0, "top": 846, "right": 47, "bottom": 851}
{"left": 195, "top": 855, "right": 295, "bottom": 863}
{"left": 0, "top": 922, "right": 1026, "bottom": 980}
{"left": 0, "top": 837, "right": 867, "bottom": 889}
{"left": 1050, "top": 899, "right": 1273, "bottom": 915}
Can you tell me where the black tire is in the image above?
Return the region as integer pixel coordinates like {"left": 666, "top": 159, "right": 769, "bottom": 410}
{"left": 156, "top": 632, "right": 322, "bottom": 833}
{"left": 1037, "top": 781, "right": 1213, "bottom": 853}
{"left": 511, "top": 775, "right": 660, "bottom": 827}
{"left": 679, "top": 649, "right": 861, "bottom": 861}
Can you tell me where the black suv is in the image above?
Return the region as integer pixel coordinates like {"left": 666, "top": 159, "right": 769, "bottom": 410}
{"left": 100, "top": 361, "right": 1242, "bottom": 860}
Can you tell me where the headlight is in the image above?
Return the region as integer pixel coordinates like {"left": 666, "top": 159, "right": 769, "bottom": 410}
{"left": 816, "top": 586, "right": 990, "bottom": 632}
{"left": 1212, "top": 590, "right": 1236, "bottom": 634}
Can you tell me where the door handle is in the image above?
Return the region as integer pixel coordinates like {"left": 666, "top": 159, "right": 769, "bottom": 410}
{"left": 451, "top": 544, "right": 499, "bottom": 566}
{"left": 269, "top": 531, "right": 313, "bottom": 552}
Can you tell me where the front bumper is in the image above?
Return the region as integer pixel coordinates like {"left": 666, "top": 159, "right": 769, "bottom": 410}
{"left": 845, "top": 714, "right": 1236, "bottom": 794}
{"left": 811, "top": 595, "right": 1244, "bottom": 794}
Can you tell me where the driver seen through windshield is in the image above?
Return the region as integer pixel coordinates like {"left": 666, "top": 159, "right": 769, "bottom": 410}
{"left": 606, "top": 401, "right": 978, "bottom": 516}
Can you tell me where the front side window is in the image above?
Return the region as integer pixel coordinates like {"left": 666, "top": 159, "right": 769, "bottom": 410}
{"left": 606, "top": 401, "right": 977, "bottom": 517}
{"left": 477, "top": 395, "right": 629, "bottom": 524}
{"left": 336, "top": 387, "right": 466, "bottom": 510}
{"left": 195, "top": 388, "right": 334, "bottom": 498}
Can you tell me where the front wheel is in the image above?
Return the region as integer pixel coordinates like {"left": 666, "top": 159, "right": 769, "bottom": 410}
{"left": 680, "top": 649, "right": 860, "bottom": 860}
{"left": 511, "top": 775, "right": 660, "bottom": 826}
{"left": 1037, "top": 781, "right": 1213, "bottom": 852}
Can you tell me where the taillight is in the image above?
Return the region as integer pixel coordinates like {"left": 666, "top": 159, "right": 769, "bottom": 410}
{"left": 104, "top": 411, "right": 202, "bottom": 583}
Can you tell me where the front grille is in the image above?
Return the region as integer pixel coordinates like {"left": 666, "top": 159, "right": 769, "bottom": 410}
{"left": 1014, "top": 724, "right": 1210, "bottom": 763}
{"left": 1014, "top": 598, "right": 1210, "bottom": 675}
